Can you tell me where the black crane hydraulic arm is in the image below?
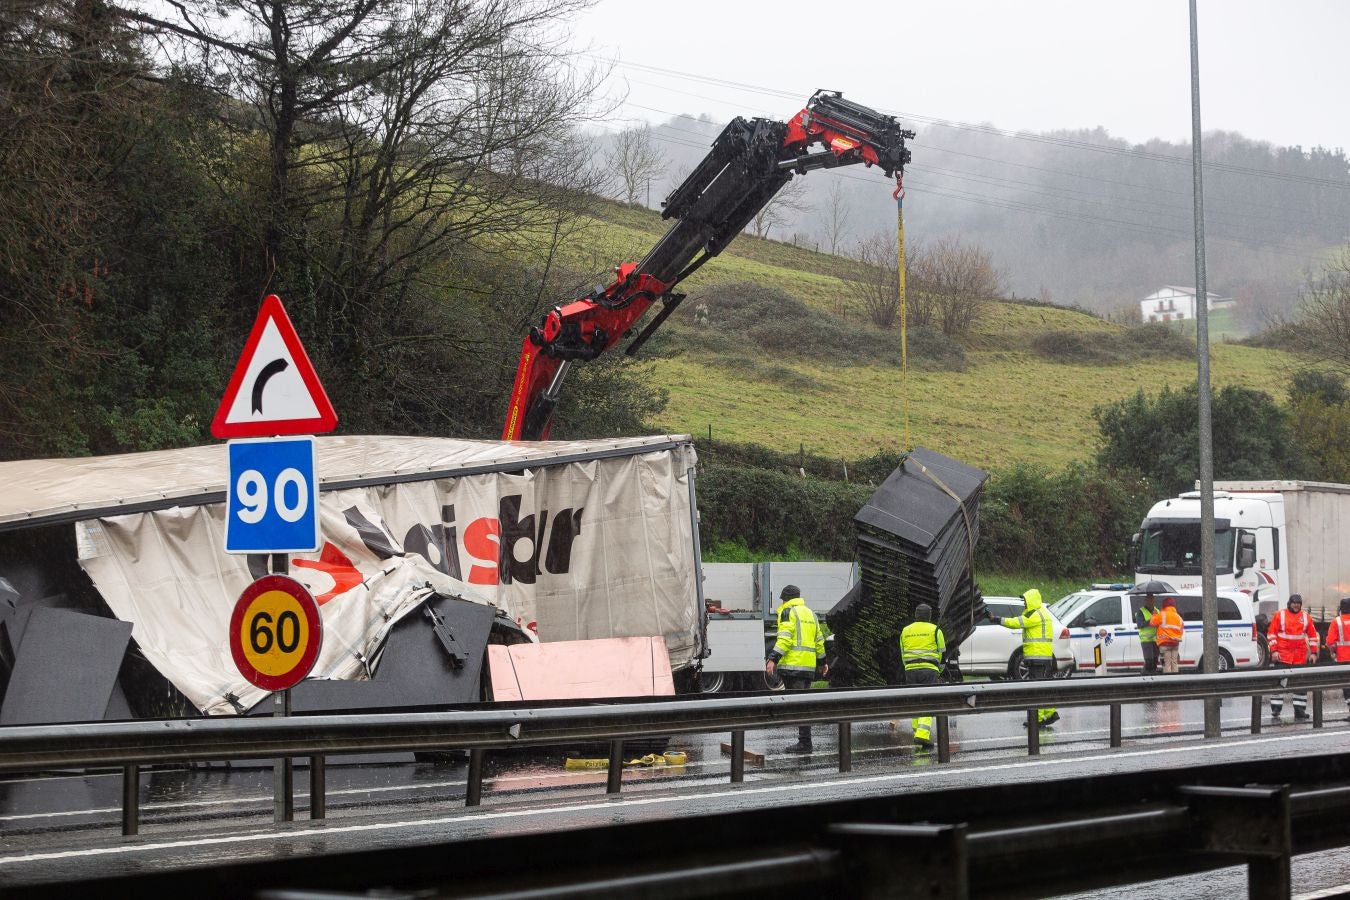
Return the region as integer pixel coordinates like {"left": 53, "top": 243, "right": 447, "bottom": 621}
{"left": 502, "top": 91, "right": 914, "bottom": 441}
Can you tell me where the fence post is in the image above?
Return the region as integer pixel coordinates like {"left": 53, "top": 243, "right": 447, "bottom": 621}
{"left": 838, "top": 722, "right": 852, "bottom": 773}
{"left": 730, "top": 730, "right": 745, "bottom": 783}
{"left": 1313, "top": 690, "right": 1324, "bottom": 728}
{"left": 937, "top": 715, "right": 951, "bottom": 764}
{"left": 1109, "top": 703, "right": 1122, "bottom": 748}
{"left": 1026, "top": 710, "right": 1040, "bottom": 755}
{"left": 1251, "top": 695, "right": 1262, "bottom": 734}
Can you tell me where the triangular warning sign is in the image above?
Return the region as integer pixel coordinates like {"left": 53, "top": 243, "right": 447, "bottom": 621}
{"left": 211, "top": 295, "right": 338, "bottom": 439}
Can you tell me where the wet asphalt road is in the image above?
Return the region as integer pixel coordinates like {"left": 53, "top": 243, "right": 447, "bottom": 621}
{"left": 2, "top": 691, "right": 1350, "bottom": 894}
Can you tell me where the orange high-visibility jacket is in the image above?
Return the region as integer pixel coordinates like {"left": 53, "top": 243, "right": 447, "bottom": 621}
{"left": 1324, "top": 614, "right": 1350, "bottom": 663}
{"left": 1268, "top": 608, "right": 1320, "bottom": 665}
{"left": 1150, "top": 606, "right": 1184, "bottom": 646}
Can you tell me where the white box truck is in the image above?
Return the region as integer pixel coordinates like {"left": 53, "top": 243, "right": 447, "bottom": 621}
{"left": 1131, "top": 480, "right": 1350, "bottom": 634}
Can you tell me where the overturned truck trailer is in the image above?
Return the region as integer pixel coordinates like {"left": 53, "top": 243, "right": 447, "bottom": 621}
{"left": 0, "top": 435, "right": 704, "bottom": 722}
{"left": 829, "top": 448, "right": 988, "bottom": 687}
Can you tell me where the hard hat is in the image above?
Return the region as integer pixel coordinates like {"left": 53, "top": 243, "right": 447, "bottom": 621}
{"left": 779, "top": 584, "right": 801, "bottom": 601}
{"left": 1288, "top": 593, "right": 1303, "bottom": 609}
{"left": 914, "top": 603, "right": 932, "bottom": 621}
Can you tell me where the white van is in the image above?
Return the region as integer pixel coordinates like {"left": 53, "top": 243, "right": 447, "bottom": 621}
{"left": 1052, "top": 587, "right": 1262, "bottom": 673}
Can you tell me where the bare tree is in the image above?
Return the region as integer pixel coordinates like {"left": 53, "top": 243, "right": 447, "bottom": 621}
{"left": 822, "top": 179, "right": 852, "bottom": 255}
{"left": 849, "top": 233, "right": 933, "bottom": 330}
{"left": 1296, "top": 246, "right": 1350, "bottom": 370}
{"left": 604, "top": 124, "right": 666, "bottom": 206}
{"left": 911, "top": 235, "right": 1002, "bottom": 337}
{"left": 749, "top": 176, "right": 809, "bottom": 239}
{"left": 122, "top": 0, "right": 611, "bottom": 429}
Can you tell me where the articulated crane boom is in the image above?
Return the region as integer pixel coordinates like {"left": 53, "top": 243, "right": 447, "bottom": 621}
{"left": 502, "top": 91, "right": 914, "bottom": 441}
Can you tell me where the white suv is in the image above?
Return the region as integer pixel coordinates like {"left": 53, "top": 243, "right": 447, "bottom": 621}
{"left": 955, "top": 596, "right": 1076, "bottom": 680}
{"left": 1051, "top": 586, "right": 1261, "bottom": 673}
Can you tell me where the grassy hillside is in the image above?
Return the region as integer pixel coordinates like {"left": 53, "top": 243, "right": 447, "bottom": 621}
{"left": 565, "top": 199, "right": 1298, "bottom": 471}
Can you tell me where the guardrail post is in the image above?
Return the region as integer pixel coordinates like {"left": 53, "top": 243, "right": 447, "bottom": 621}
{"left": 937, "top": 715, "right": 951, "bottom": 764}
{"left": 838, "top": 722, "right": 852, "bottom": 773}
{"left": 1109, "top": 703, "right": 1122, "bottom": 748}
{"left": 1181, "top": 784, "right": 1291, "bottom": 899}
{"left": 827, "top": 822, "right": 969, "bottom": 899}
{"left": 1251, "top": 695, "right": 1262, "bottom": 734}
{"left": 730, "top": 730, "right": 745, "bottom": 783}
{"left": 606, "top": 739, "right": 623, "bottom": 794}
{"left": 121, "top": 764, "right": 139, "bottom": 836}
{"left": 466, "top": 748, "right": 484, "bottom": 807}
{"left": 309, "top": 755, "right": 326, "bottom": 819}
{"left": 1313, "top": 690, "right": 1324, "bottom": 728}
{"left": 1026, "top": 710, "right": 1040, "bottom": 756}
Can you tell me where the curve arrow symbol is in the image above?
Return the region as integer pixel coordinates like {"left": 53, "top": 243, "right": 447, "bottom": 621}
{"left": 251, "top": 358, "right": 289, "bottom": 414}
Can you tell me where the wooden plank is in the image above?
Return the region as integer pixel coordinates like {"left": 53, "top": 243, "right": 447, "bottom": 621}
{"left": 720, "top": 742, "right": 765, "bottom": 765}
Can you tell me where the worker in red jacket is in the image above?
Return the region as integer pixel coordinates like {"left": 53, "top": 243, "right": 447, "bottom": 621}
{"left": 1323, "top": 597, "right": 1350, "bottom": 719}
{"left": 1267, "top": 593, "right": 1320, "bottom": 722}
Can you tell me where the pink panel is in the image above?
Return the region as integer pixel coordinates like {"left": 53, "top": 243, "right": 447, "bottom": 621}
{"left": 487, "top": 637, "right": 675, "bottom": 702}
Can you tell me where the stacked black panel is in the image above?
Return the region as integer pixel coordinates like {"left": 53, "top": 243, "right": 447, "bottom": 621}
{"left": 828, "top": 448, "right": 988, "bottom": 687}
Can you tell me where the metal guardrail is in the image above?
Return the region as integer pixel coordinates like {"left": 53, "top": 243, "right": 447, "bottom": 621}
{"left": 3, "top": 666, "right": 1350, "bottom": 837}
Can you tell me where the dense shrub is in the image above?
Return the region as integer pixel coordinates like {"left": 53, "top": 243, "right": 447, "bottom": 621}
{"left": 1094, "top": 382, "right": 1303, "bottom": 495}
{"left": 975, "top": 462, "right": 1155, "bottom": 578}
{"left": 1031, "top": 324, "right": 1193, "bottom": 365}
{"left": 697, "top": 441, "right": 1154, "bottom": 580}
{"left": 677, "top": 282, "right": 966, "bottom": 371}
{"left": 695, "top": 438, "right": 899, "bottom": 484}
{"left": 695, "top": 464, "right": 871, "bottom": 561}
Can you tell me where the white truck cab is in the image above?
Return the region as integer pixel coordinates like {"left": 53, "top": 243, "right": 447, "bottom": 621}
{"left": 1131, "top": 481, "right": 1350, "bottom": 626}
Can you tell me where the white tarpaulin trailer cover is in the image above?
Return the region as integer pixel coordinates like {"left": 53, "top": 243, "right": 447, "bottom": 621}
{"left": 0, "top": 435, "right": 702, "bottom": 715}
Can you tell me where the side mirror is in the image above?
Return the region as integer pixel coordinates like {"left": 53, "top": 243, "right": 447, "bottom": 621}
{"left": 1236, "top": 531, "right": 1257, "bottom": 574}
{"left": 1126, "top": 533, "right": 1140, "bottom": 572}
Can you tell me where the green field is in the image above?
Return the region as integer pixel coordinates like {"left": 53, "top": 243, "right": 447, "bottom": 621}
{"left": 566, "top": 200, "right": 1297, "bottom": 471}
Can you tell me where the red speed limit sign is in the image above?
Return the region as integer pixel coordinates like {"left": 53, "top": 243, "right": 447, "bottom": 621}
{"left": 229, "top": 575, "right": 322, "bottom": 691}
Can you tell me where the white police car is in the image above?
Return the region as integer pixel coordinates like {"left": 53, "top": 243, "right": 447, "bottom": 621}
{"left": 1050, "top": 584, "right": 1261, "bottom": 673}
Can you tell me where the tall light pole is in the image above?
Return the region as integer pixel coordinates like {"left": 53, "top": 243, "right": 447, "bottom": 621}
{"left": 1189, "top": 0, "right": 1221, "bottom": 739}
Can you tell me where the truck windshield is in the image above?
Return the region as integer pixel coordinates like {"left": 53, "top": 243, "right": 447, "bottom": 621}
{"left": 1137, "top": 520, "right": 1235, "bottom": 576}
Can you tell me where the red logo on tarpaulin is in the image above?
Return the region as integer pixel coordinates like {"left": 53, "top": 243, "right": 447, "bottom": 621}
{"left": 211, "top": 294, "right": 338, "bottom": 439}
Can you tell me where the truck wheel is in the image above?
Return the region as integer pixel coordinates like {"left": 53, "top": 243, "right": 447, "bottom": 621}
{"left": 1008, "top": 649, "right": 1028, "bottom": 681}
{"left": 697, "top": 672, "right": 725, "bottom": 694}
{"left": 762, "top": 670, "right": 786, "bottom": 691}
{"left": 1257, "top": 636, "right": 1270, "bottom": 668}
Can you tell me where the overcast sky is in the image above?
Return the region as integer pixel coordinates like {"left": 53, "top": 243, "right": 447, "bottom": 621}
{"left": 565, "top": 0, "right": 1350, "bottom": 153}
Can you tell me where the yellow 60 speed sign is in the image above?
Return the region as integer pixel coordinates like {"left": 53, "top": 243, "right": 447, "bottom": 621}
{"left": 229, "top": 575, "right": 323, "bottom": 691}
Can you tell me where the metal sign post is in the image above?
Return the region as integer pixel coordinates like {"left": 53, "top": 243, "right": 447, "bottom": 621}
{"left": 228, "top": 571, "right": 320, "bottom": 824}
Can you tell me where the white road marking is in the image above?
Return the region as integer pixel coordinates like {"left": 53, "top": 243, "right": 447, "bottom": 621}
{"left": 1295, "top": 884, "right": 1350, "bottom": 900}
{"left": 1, "top": 729, "right": 1345, "bottom": 867}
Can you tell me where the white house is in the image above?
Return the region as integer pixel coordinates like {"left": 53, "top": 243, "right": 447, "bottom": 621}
{"left": 1140, "top": 286, "right": 1234, "bottom": 323}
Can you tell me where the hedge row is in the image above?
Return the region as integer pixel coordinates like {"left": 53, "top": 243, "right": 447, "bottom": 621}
{"left": 696, "top": 451, "right": 1156, "bottom": 579}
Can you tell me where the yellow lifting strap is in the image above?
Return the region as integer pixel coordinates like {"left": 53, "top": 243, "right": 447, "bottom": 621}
{"left": 893, "top": 174, "right": 910, "bottom": 452}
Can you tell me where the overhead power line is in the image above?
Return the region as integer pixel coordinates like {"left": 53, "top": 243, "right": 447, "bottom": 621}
{"left": 592, "top": 55, "right": 1350, "bottom": 192}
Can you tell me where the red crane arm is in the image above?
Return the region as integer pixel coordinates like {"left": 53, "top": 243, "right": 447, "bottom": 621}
{"left": 503, "top": 91, "right": 913, "bottom": 441}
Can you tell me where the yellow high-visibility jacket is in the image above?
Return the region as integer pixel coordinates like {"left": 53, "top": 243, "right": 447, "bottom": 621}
{"left": 770, "top": 597, "right": 825, "bottom": 676}
{"left": 900, "top": 621, "right": 946, "bottom": 672}
{"left": 999, "top": 589, "right": 1055, "bottom": 659}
